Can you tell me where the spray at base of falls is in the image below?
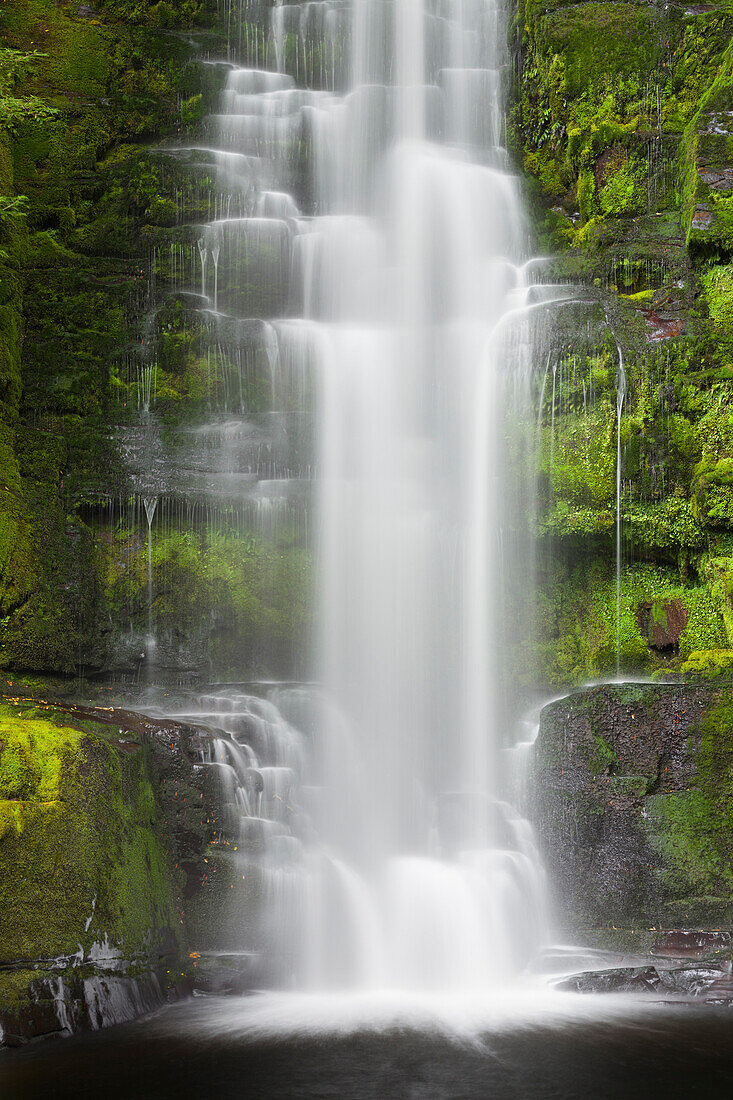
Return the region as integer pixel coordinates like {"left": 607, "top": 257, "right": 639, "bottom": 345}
{"left": 182, "top": 687, "right": 550, "bottom": 990}
{"left": 175, "top": 0, "right": 576, "bottom": 991}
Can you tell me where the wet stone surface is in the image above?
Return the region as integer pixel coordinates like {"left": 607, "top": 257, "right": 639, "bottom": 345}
{"left": 556, "top": 962, "right": 733, "bottom": 1000}
{"left": 531, "top": 683, "right": 733, "bottom": 932}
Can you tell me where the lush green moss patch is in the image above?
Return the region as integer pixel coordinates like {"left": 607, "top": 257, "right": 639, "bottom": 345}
{"left": 0, "top": 700, "right": 183, "bottom": 960}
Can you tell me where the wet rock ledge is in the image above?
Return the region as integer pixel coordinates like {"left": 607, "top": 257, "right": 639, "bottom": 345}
{"left": 548, "top": 930, "right": 733, "bottom": 1002}
{"left": 532, "top": 683, "right": 733, "bottom": 942}
{"left": 0, "top": 697, "right": 224, "bottom": 1047}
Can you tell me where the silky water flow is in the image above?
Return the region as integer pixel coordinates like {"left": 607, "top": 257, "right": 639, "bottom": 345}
{"left": 173, "top": 0, "right": 571, "bottom": 993}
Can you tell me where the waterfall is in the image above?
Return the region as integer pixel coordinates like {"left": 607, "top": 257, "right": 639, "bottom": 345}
{"left": 182, "top": 0, "right": 556, "bottom": 992}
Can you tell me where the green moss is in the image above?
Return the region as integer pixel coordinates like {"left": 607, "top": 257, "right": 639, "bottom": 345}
{"left": 598, "top": 152, "right": 646, "bottom": 219}
{"left": 0, "top": 0, "right": 230, "bottom": 676}
{"left": 691, "top": 388, "right": 733, "bottom": 527}
{"left": 100, "top": 522, "right": 312, "bottom": 678}
{"left": 535, "top": 557, "right": 728, "bottom": 685}
{"left": 0, "top": 709, "right": 79, "bottom": 800}
{"left": 549, "top": 404, "right": 615, "bottom": 507}
{"left": 538, "top": 3, "right": 659, "bottom": 94}
{"left": 517, "top": 0, "right": 664, "bottom": 237}
{"left": 702, "top": 265, "right": 733, "bottom": 331}
{"left": 639, "top": 688, "right": 733, "bottom": 906}
{"left": 608, "top": 775, "right": 647, "bottom": 799}
{"left": 536, "top": 557, "right": 647, "bottom": 684}
{"left": 0, "top": 700, "right": 183, "bottom": 960}
{"left": 587, "top": 734, "right": 618, "bottom": 777}
{"left": 681, "top": 649, "right": 733, "bottom": 680}
{"left": 646, "top": 789, "right": 728, "bottom": 894}
{"left": 679, "top": 41, "right": 733, "bottom": 250}
{"left": 625, "top": 498, "right": 705, "bottom": 558}
{"left": 697, "top": 690, "right": 733, "bottom": 801}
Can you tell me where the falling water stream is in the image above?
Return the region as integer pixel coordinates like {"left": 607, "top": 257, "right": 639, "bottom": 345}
{"left": 157, "top": 0, "right": 576, "bottom": 997}
{"left": 172, "top": 0, "right": 564, "bottom": 994}
{"left": 615, "top": 353, "right": 627, "bottom": 674}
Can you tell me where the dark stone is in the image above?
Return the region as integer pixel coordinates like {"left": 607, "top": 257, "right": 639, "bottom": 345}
{"left": 556, "top": 963, "right": 733, "bottom": 997}
{"left": 691, "top": 207, "right": 714, "bottom": 230}
{"left": 555, "top": 966, "right": 663, "bottom": 994}
{"left": 1, "top": 1034, "right": 28, "bottom": 1047}
{"left": 657, "top": 965, "right": 728, "bottom": 996}
{"left": 531, "top": 684, "right": 728, "bottom": 933}
{"left": 245, "top": 768, "right": 264, "bottom": 794}
{"left": 0, "top": 968, "right": 180, "bottom": 1047}
{"left": 703, "top": 972, "right": 733, "bottom": 1003}
{"left": 189, "top": 953, "right": 256, "bottom": 996}
{"left": 650, "top": 930, "right": 732, "bottom": 960}
{"left": 636, "top": 599, "right": 689, "bottom": 651}
{"left": 640, "top": 311, "right": 686, "bottom": 343}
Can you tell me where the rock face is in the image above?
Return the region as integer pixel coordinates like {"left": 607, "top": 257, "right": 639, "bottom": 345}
{"left": 650, "top": 929, "right": 731, "bottom": 959}
{"left": 0, "top": 697, "right": 224, "bottom": 1046}
{"left": 532, "top": 683, "right": 733, "bottom": 938}
{"left": 0, "top": 0, "right": 312, "bottom": 685}
{"left": 636, "top": 599, "right": 689, "bottom": 653}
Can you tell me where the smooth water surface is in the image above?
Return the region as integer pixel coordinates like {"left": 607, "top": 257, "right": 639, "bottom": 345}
{"left": 3, "top": 993, "right": 733, "bottom": 1098}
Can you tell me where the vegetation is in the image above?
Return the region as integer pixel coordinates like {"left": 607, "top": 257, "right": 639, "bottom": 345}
{"left": 0, "top": 0, "right": 731, "bottom": 692}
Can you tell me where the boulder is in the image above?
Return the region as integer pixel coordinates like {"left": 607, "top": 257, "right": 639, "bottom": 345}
{"left": 531, "top": 683, "right": 733, "bottom": 935}
{"left": 555, "top": 966, "right": 663, "bottom": 994}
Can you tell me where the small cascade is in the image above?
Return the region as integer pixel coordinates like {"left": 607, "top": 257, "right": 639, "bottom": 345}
{"left": 184, "top": 690, "right": 311, "bottom": 978}
{"left": 143, "top": 496, "right": 158, "bottom": 665}
{"left": 181, "top": 685, "right": 550, "bottom": 989}
{"left": 582, "top": 379, "right": 589, "bottom": 466}
{"left": 212, "top": 243, "right": 221, "bottom": 312}
{"left": 550, "top": 359, "right": 558, "bottom": 478}
{"left": 138, "top": 362, "right": 157, "bottom": 414}
{"left": 198, "top": 238, "right": 208, "bottom": 303}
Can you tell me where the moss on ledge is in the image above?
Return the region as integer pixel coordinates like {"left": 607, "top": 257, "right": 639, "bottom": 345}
{"left": 0, "top": 700, "right": 184, "bottom": 961}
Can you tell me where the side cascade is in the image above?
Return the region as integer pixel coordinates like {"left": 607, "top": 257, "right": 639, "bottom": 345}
{"left": 182, "top": 0, "right": 573, "bottom": 991}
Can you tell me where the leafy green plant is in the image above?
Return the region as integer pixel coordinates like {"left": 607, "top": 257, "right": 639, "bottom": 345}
{"left": 598, "top": 154, "right": 646, "bottom": 218}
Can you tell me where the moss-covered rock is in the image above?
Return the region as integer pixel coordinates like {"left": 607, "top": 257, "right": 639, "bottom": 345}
{"left": 0, "top": 700, "right": 182, "bottom": 959}
{"left": 0, "top": 695, "right": 226, "bottom": 1043}
{"left": 0, "top": 0, "right": 236, "bottom": 678}
{"left": 679, "top": 41, "right": 733, "bottom": 255}
{"left": 533, "top": 683, "right": 733, "bottom": 935}
{"left": 533, "top": 553, "right": 728, "bottom": 687}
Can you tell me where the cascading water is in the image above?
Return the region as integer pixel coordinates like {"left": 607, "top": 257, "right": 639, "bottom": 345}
{"left": 307, "top": 0, "right": 555, "bottom": 988}
{"left": 178, "top": 0, "right": 565, "bottom": 993}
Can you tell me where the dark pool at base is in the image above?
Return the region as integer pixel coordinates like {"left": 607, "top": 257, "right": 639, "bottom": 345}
{"left": 3, "top": 996, "right": 733, "bottom": 1100}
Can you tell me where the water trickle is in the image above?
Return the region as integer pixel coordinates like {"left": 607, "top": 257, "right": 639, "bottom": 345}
{"left": 212, "top": 243, "right": 221, "bottom": 312}
{"left": 198, "top": 238, "right": 208, "bottom": 302}
{"left": 550, "top": 359, "right": 558, "bottom": 480}
{"left": 143, "top": 496, "right": 158, "bottom": 660}
{"left": 615, "top": 350, "right": 627, "bottom": 674}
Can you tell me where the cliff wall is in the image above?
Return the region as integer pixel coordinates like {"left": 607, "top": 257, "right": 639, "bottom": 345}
{"left": 533, "top": 682, "right": 733, "bottom": 946}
